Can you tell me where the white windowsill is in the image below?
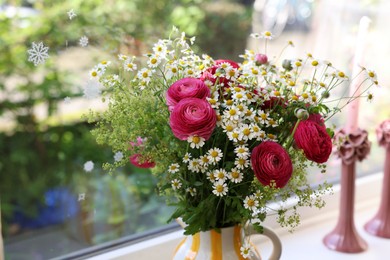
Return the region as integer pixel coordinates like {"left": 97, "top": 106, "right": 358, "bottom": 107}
{"left": 88, "top": 172, "right": 387, "bottom": 260}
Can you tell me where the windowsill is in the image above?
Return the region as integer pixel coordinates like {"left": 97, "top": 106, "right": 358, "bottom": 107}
{"left": 87, "top": 172, "right": 386, "bottom": 260}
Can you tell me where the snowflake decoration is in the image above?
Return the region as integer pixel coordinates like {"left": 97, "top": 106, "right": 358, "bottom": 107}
{"left": 83, "top": 80, "right": 101, "bottom": 99}
{"left": 84, "top": 161, "right": 94, "bottom": 172}
{"left": 64, "top": 96, "right": 71, "bottom": 104}
{"left": 114, "top": 152, "right": 124, "bottom": 162}
{"left": 27, "top": 42, "right": 49, "bottom": 66}
{"left": 78, "top": 193, "right": 86, "bottom": 201}
{"left": 79, "top": 36, "right": 89, "bottom": 47}
{"left": 67, "top": 9, "right": 77, "bottom": 20}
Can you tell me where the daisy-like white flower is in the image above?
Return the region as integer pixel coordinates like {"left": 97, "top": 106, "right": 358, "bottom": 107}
{"left": 227, "top": 129, "right": 241, "bottom": 143}
{"left": 240, "top": 244, "right": 253, "bottom": 259}
{"left": 214, "top": 168, "right": 228, "bottom": 182}
{"left": 207, "top": 147, "right": 223, "bottom": 165}
{"left": 79, "top": 36, "right": 89, "bottom": 47}
{"left": 78, "top": 193, "right": 86, "bottom": 201}
{"left": 186, "top": 187, "right": 197, "bottom": 197}
{"left": 250, "top": 124, "right": 263, "bottom": 140}
{"left": 199, "top": 155, "right": 210, "bottom": 166}
{"left": 83, "top": 79, "right": 101, "bottom": 99}
{"left": 183, "top": 152, "right": 192, "bottom": 163}
{"left": 334, "top": 70, "right": 349, "bottom": 81}
{"left": 168, "top": 163, "right": 180, "bottom": 173}
{"left": 166, "top": 64, "right": 179, "bottom": 79}
{"left": 207, "top": 171, "right": 217, "bottom": 182}
{"left": 212, "top": 180, "right": 228, "bottom": 197}
{"left": 235, "top": 157, "right": 249, "bottom": 169}
{"left": 171, "top": 179, "right": 182, "bottom": 190}
{"left": 83, "top": 161, "right": 94, "bottom": 172}
{"left": 188, "top": 159, "right": 201, "bottom": 173}
{"left": 239, "top": 124, "right": 252, "bottom": 141}
{"left": 152, "top": 41, "right": 168, "bottom": 56}
{"left": 291, "top": 59, "right": 303, "bottom": 70}
{"left": 67, "top": 9, "right": 77, "bottom": 20}
{"left": 266, "top": 118, "right": 279, "bottom": 128}
{"left": 27, "top": 42, "right": 49, "bottom": 66}
{"left": 207, "top": 96, "right": 220, "bottom": 109}
{"left": 366, "top": 69, "right": 379, "bottom": 85}
{"left": 118, "top": 54, "right": 128, "bottom": 61}
{"left": 229, "top": 168, "right": 243, "bottom": 183}
{"left": 147, "top": 54, "right": 161, "bottom": 68}
{"left": 243, "top": 195, "right": 259, "bottom": 211}
{"left": 114, "top": 152, "right": 124, "bottom": 162}
{"left": 124, "top": 60, "right": 137, "bottom": 72}
{"left": 257, "top": 110, "right": 270, "bottom": 125}
{"left": 137, "top": 68, "right": 154, "bottom": 84}
{"left": 261, "top": 31, "right": 273, "bottom": 40}
{"left": 234, "top": 145, "right": 249, "bottom": 159}
{"left": 224, "top": 106, "right": 241, "bottom": 121}
{"left": 187, "top": 135, "right": 205, "bottom": 149}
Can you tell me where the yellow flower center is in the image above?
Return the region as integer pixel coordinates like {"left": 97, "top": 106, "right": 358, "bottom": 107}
{"left": 187, "top": 69, "right": 194, "bottom": 75}
{"left": 142, "top": 72, "right": 149, "bottom": 78}
{"left": 260, "top": 113, "right": 267, "bottom": 120}
{"left": 288, "top": 81, "right": 295, "bottom": 87}
{"left": 264, "top": 31, "right": 272, "bottom": 37}
{"left": 292, "top": 95, "right": 299, "bottom": 101}
{"left": 251, "top": 69, "right": 259, "bottom": 75}
{"left": 236, "top": 93, "right": 243, "bottom": 99}
{"left": 312, "top": 96, "right": 317, "bottom": 102}
{"left": 311, "top": 60, "right": 318, "bottom": 66}
{"left": 238, "top": 158, "right": 245, "bottom": 165}
{"left": 295, "top": 61, "right": 302, "bottom": 67}
{"left": 228, "top": 70, "right": 236, "bottom": 77}
{"left": 226, "top": 125, "right": 234, "bottom": 132}
{"left": 226, "top": 99, "right": 233, "bottom": 106}
{"left": 209, "top": 99, "right": 217, "bottom": 105}
{"left": 231, "top": 171, "right": 239, "bottom": 178}
{"left": 216, "top": 185, "right": 224, "bottom": 193}
{"left": 247, "top": 199, "right": 255, "bottom": 207}
{"left": 232, "top": 132, "right": 239, "bottom": 139}
{"left": 101, "top": 60, "right": 107, "bottom": 65}
{"left": 302, "top": 93, "right": 309, "bottom": 99}
{"left": 243, "top": 128, "right": 250, "bottom": 136}
{"left": 274, "top": 91, "right": 281, "bottom": 96}
{"left": 217, "top": 114, "right": 222, "bottom": 121}
{"left": 229, "top": 109, "right": 237, "bottom": 116}
{"left": 368, "top": 71, "right": 375, "bottom": 78}
{"left": 238, "top": 148, "right": 245, "bottom": 153}
{"left": 217, "top": 172, "right": 225, "bottom": 178}
{"left": 338, "top": 71, "right": 345, "bottom": 78}
{"left": 211, "top": 151, "right": 219, "bottom": 157}
{"left": 91, "top": 71, "right": 97, "bottom": 77}
{"left": 192, "top": 136, "right": 201, "bottom": 144}
{"left": 253, "top": 126, "right": 259, "bottom": 132}
{"left": 245, "top": 110, "right": 252, "bottom": 116}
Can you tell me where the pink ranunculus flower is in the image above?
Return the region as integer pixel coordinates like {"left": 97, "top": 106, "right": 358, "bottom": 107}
{"left": 129, "top": 154, "right": 156, "bottom": 168}
{"left": 169, "top": 97, "right": 217, "bottom": 140}
{"left": 293, "top": 118, "right": 332, "bottom": 163}
{"left": 166, "top": 78, "right": 210, "bottom": 111}
{"left": 251, "top": 141, "right": 293, "bottom": 188}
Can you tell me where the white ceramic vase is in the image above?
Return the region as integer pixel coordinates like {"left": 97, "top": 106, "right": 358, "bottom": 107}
{"left": 172, "top": 224, "right": 282, "bottom": 260}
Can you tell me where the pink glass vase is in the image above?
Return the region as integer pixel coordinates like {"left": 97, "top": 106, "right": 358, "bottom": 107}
{"left": 364, "top": 120, "right": 390, "bottom": 238}
{"left": 323, "top": 128, "right": 370, "bottom": 253}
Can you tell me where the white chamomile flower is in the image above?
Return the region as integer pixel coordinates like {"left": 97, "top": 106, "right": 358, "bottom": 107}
{"left": 257, "top": 110, "right": 270, "bottom": 125}
{"left": 83, "top": 79, "right": 101, "bottom": 99}
{"left": 243, "top": 195, "right": 259, "bottom": 211}
{"left": 168, "top": 163, "right": 180, "bottom": 173}
{"left": 334, "top": 70, "right": 349, "bottom": 80}
{"left": 152, "top": 41, "right": 168, "bottom": 56}
{"left": 227, "top": 129, "right": 241, "bottom": 142}
{"left": 27, "top": 42, "right": 49, "bottom": 66}
{"left": 239, "top": 124, "right": 252, "bottom": 141}
{"left": 366, "top": 69, "right": 378, "bottom": 85}
{"left": 186, "top": 187, "right": 197, "bottom": 196}
{"left": 187, "top": 135, "right": 205, "bottom": 149}
{"left": 124, "top": 60, "right": 137, "bottom": 72}
{"left": 79, "top": 36, "right": 89, "bottom": 47}
{"left": 214, "top": 168, "right": 228, "bottom": 182}
{"left": 207, "top": 148, "right": 223, "bottom": 165}
{"left": 235, "top": 157, "right": 249, "bottom": 169}
{"left": 147, "top": 54, "right": 161, "bottom": 68}
{"left": 224, "top": 106, "right": 241, "bottom": 121}
{"left": 118, "top": 54, "right": 128, "bottom": 61}
{"left": 137, "top": 68, "right": 154, "bottom": 84}
{"left": 234, "top": 145, "right": 249, "bottom": 159}
{"left": 83, "top": 161, "right": 94, "bottom": 172}
{"left": 232, "top": 91, "right": 247, "bottom": 103}
{"left": 291, "top": 59, "right": 303, "bottom": 70}
{"left": 171, "top": 179, "right": 182, "bottom": 190}
{"left": 240, "top": 244, "right": 253, "bottom": 258}
{"left": 67, "top": 9, "right": 77, "bottom": 20}
{"left": 229, "top": 168, "right": 243, "bottom": 183}
{"left": 188, "top": 159, "right": 201, "bottom": 173}
{"left": 166, "top": 64, "right": 179, "bottom": 79}
{"left": 266, "top": 118, "right": 278, "bottom": 128}
{"left": 114, "top": 152, "right": 124, "bottom": 162}
{"left": 207, "top": 96, "right": 220, "bottom": 109}
{"left": 212, "top": 180, "right": 228, "bottom": 197}
{"left": 183, "top": 153, "right": 192, "bottom": 163}
{"left": 207, "top": 171, "right": 217, "bottom": 182}
{"left": 199, "top": 155, "right": 210, "bottom": 166}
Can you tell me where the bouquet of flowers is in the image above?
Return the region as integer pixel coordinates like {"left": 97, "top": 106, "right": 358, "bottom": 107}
{"left": 85, "top": 28, "right": 377, "bottom": 235}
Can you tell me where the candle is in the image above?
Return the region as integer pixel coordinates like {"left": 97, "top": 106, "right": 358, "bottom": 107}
{"left": 346, "top": 16, "right": 371, "bottom": 133}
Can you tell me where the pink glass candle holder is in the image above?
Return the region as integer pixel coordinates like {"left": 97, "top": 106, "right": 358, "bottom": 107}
{"left": 323, "top": 128, "right": 370, "bottom": 253}
{"left": 365, "top": 120, "right": 390, "bottom": 238}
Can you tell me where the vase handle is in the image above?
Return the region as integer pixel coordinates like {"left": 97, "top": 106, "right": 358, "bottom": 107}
{"left": 245, "top": 223, "right": 282, "bottom": 260}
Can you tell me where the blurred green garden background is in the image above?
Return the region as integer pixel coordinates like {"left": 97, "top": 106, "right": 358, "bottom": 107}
{"left": 0, "top": 0, "right": 253, "bottom": 258}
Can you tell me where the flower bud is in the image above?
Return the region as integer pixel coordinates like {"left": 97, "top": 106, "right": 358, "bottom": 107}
{"left": 282, "top": 59, "right": 292, "bottom": 71}
{"left": 294, "top": 108, "right": 309, "bottom": 120}
{"left": 255, "top": 53, "right": 268, "bottom": 66}
{"left": 321, "top": 91, "right": 330, "bottom": 99}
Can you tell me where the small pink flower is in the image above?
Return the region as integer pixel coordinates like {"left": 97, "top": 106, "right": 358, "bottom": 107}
{"left": 169, "top": 97, "right": 217, "bottom": 140}
{"left": 166, "top": 78, "right": 210, "bottom": 111}
{"left": 255, "top": 53, "right": 268, "bottom": 65}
